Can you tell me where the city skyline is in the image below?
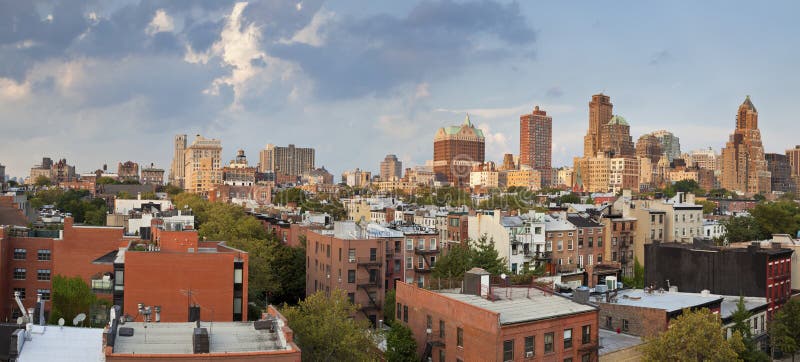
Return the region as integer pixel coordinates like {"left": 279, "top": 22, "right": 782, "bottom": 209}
{"left": 2, "top": 1, "right": 800, "bottom": 178}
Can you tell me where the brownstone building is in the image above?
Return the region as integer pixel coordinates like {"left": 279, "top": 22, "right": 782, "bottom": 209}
{"left": 721, "top": 96, "right": 771, "bottom": 195}
{"left": 635, "top": 134, "right": 662, "bottom": 162}
{"left": 117, "top": 161, "right": 139, "bottom": 183}
{"left": 396, "top": 270, "right": 599, "bottom": 362}
{"left": 601, "top": 116, "right": 635, "bottom": 158}
{"left": 519, "top": 106, "right": 552, "bottom": 187}
{"left": 140, "top": 163, "right": 165, "bottom": 185}
{"left": 433, "top": 115, "right": 485, "bottom": 187}
{"left": 584, "top": 94, "right": 614, "bottom": 158}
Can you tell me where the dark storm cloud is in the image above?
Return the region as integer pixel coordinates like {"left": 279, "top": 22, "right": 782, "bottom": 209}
{"left": 270, "top": 0, "right": 536, "bottom": 99}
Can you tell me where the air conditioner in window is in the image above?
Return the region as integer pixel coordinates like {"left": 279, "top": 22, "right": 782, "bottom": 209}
{"left": 348, "top": 257, "right": 356, "bottom": 263}
{"left": 525, "top": 351, "right": 534, "bottom": 358}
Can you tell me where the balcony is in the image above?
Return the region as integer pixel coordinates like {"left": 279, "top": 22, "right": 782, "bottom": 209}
{"left": 414, "top": 247, "right": 439, "bottom": 255}
{"left": 360, "top": 301, "right": 380, "bottom": 312}
{"left": 413, "top": 266, "right": 433, "bottom": 273}
{"left": 91, "top": 278, "right": 113, "bottom": 294}
{"left": 356, "top": 257, "right": 382, "bottom": 267}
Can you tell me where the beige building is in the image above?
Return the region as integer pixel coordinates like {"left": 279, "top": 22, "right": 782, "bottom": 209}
{"left": 469, "top": 170, "right": 499, "bottom": 189}
{"left": 555, "top": 167, "right": 574, "bottom": 188}
{"left": 259, "top": 144, "right": 315, "bottom": 177}
{"left": 380, "top": 154, "right": 402, "bottom": 181}
{"left": 183, "top": 134, "right": 222, "bottom": 195}
{"left": 685, "top": 147, "right": 720, "bottom": 171}
{"left": 609, "top": 157, "right": 639, "bottom": 193}
{"left": 721, "top": 96, "right": 771, "bottom": 195}
{"left": 169, "top": 134, "right": 187, "bottom": 188}
{"left": 503, "top": 168, "right": 541, "bottom": 190}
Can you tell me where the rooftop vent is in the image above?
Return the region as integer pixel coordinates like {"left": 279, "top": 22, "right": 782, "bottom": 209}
{"left": 193, "top": 327, "right": 209, "bottom": 354}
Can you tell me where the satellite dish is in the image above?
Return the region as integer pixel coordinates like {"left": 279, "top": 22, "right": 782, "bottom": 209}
{"left": 500, "top": 273, "right": 507, "bottom": 280}
{"left": 58, "top": 318, "right": 65, "bottom": 326}
{"left": 73, "top": 313, "right": 86, "bottom": 326}
{"left": 16, "top": 317, "right": 23, "bottom": 325}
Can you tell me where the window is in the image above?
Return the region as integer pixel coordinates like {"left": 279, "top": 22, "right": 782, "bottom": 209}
{"left": 544, "top": 332, "right": 554, "bottom": 353}
{"left": 347, "top": 270, "right": 355, "bottom": 283}
{"left": 564, "top": 358, "right": 573, "bottom": 362}
{"left": 427, "top": 315, "right": 432, "bottom": 330}
{"left": 439, "top": 349, "right": 445, "bottom": 362}
{"left": 369, "top": 248, "right": 377, "bottom": 261}
{"left": 439, "top": 320, "right": 445, "bottom": 338}
{"left": 564, "top": 328, "right": 573, "bottom": 349}
{"left": 13, "top": 268, "right": 26, "bottom": 280}
{"left": 503, "top": 340, "right": 514, "bottom": 362}
{"left": 568, "top": 240, "right": 574, "bottom": 250}
{"left": 418, "top": 256, "right": 424, "bottom": 269}
{"left": 581, "top": 354, "right": 591, "bottom": 362}
{"left": 605, "top": 316, "right": 612, "bottom": 329}
{"left": 406, "top": 239, "right": 413, "bottom": 251}
{"left": 622, "top": 319, "right": 629, "bottom": 332}
{"left": 524, "top": 336, "right": 534, "bottom": 356}
{"left": 598, "top": 254, "right": 603, "bottom": 263}
{"left": 13, "top": 248, "right": 26, "bottom": 260}
{"left": 13, "top": 288, "right": 25, "bottom": 300}
{"left": 397, "top": 303, "right": 402, "bottom": 319}
{"left": 557, "top": 240, "right": 563, "bottom": 251}
{"left": 430, "top": 239, "right": 437, "bottom": 250}
{"left": 403, "top": 305, "right": 408, "bottom": 322}
{"left": 406, "top": 257, "right": 412, "bottom": 269}
{"left": 38, "top": 289, "right": 50, "bottom": 301}
{"left": 348, "top": 248, "right": 356, "bottom": 262}
{"left": 582, "top": 325, "right": 591, "bottom": 344}
{"left": 598, "top": 237, "right": 603, "bottom": 247}
{"left": 37, "top": 269, "right": 51, "bottom": 281}
{"left": 457, "top": 327, "right": 464, "bottom": 347}
{"left": 37, "top": 249, "right": 51, "bottom": 261}
{"left": 418, "top": 239, "right": 425, "bottom": 250}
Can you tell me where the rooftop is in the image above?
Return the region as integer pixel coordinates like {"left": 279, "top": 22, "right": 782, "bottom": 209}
{"left": 603, "top": 289, "right": 722, "bottom": 313}
{"left": 438, "top": 287, "right": 596, "bottom": 325}
{"left": 598, "top": 329, "right": 643, "bottom": 356}
{"left": 720, "top": 296, "right": 768, "bottom": 321}
{"left": 17, "top": 325, "right": 104, "bottom": 362}
{"left": 112, "top": 321, "right": 293, "bottom": 355}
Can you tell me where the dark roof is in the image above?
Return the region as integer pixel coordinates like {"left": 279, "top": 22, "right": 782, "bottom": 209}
{"left": 92, "top": 249, "right": 119, "bottom": 264}
{"left": 0, "top": 206, "right": 28, "bottom": 227}
{"left": 566, "top": 215, "right": 602, "bottom": 228}
{"left": 654, "top": 241, "right": 793, "bottom": 256}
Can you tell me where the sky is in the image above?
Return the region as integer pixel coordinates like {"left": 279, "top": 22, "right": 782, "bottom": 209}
{"left": 1, "top": 0, "right": 799, "bottom": 180}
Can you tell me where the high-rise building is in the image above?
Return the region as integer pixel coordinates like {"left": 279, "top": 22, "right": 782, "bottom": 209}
{"left": 169, "top": 134, "right": 187, "bottom": 188}
{"left": 117, "top": 161, "right": 139, "bottom": 182}
{"left": 584, "top": 94, "right": 613, "bottom": 157}
{"left": 222, "top": 149, "right": 257, "bottom": 186}
{"left": 380, "top": 154, "right": 402, "bottom": 181}
{"left": 601, "top": 116, "right": 635, "bottom": 158}
{"left": 183, "top": 134, "right": 222, "bottom": 195}
{"left": 519, "top": 106, "right": 552, "bottom": 187}
{"left": 499, "top": 153, "right": 516, "bottom": 171}
{"left": 635, "top": 134, "right": 662, "bottom": 162}
{"left": 721, "top": 96, "right": 771, "bottom": 195}
{"left": 259, "top": 144, "right": 315, "bottom": 178}
{"left": 685, "top": 147, "right": 720, "bottom": 171}
{"left": 651, "top": 130, "right": 681, "bottom": 162}
{"left": 765, "top": 153, "right": 794, "bottom": 193}
{"left": 433, "top": 115, "right": 485, "bottom": 187}
{"left": 786, "top": 146, "right": 800, "bottom": 177}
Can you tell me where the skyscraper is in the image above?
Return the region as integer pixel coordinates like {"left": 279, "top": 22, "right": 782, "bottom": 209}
{"left": 259, "top": 144, "right": 315, "bottom": 178}
{"left": 380, "top": 154, "right": 402, "bottom": 181}
{"left": 651, "top": 130, "right": 681, "bottom": 162}
{"left": 519, "top": 106, "right": 552, "bottom": 187}
{"left": 169, "top": 134, "right": 187, "bottom": 188}
{"left": 635, "top": 134, "right": 662, "bottom": 162}
{"left": 766, "top": 153, "right": 794, "bottom": 193}
{"left": 183, "top": 134, "right": 222, "bottom": 195}
{"left": 584, "top": 94, "right": 613, "bottom": 157}
{"left": 433, "top": 115, "right": 485, "bottom": 187}
{"left": 786, "top": 146, "right": 800, "bottom": 177}
{"left": 721, "top": 96, "right": 771, "bottom": 195}
{"left": 601, "top": 115, "right": 635, "bottom": 158}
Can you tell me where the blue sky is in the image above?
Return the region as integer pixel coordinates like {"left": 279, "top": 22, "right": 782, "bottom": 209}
{"left": 1, "top": 1, "right": 798, "bottom": 179}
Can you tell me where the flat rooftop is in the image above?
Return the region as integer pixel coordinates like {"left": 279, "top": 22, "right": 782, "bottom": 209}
{"left": 438, "top": 287, "right": 596, "bottom": 325}
{"left": 604, "top": 289, "right": 722, "bottom": 313}
{"left": 598, "top": 329, "right": 643, "bottom": 356}
{"left": 113, "top": 322, "right": 293, "bottom": 355}
{"left": 18, "top": 325, "right": 104, "bottom": 362}
{"left": 720, "top": 296, "right": 768, "bottom": 321}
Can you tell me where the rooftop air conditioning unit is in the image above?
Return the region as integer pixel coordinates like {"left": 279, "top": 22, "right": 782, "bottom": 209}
{"left": 526, "top": 351, "right": 534, "bottom": 358}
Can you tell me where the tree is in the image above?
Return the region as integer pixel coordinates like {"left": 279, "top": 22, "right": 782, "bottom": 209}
{"left": 558, "top": 193, "right": 581, "bottom": 205}
{"left": 699, "top": 200, "right": 718, "bottom": 214}
{"left": 431, "top": 244, "right": 472, "bottom": 280}
{"left": 751, "top": 200, "right": 800, "bottom": 238}
{"left": 163, "top": 184, "right": 183, "bottom": 196}
{"left": 383, "top": 290, "right": 396, "bottom": 326}
{"left": 269, "top": 244, "right": 306, "bottom": 306}
{"left": 730, "top": 296, "right": 770, "bottom": 361}
{"left": 721, "top": 215, "right": 763, "bottom": 244}
{"left": 282, "top": 290, "right": 380, "bottom": 362}
{"left": 385, "top": 323, "right": 417, "bottom": 362}
{"left": 49, "top": 275, "right": 98, "bottom": 325}
{"left": 471, "top": 235, "right": 506, "bottom": 275}
{"left": 140, "top": 191, "right": 158, "bottom": 200}
{"left": 116, "top": 191, "right": 134, "bottom": 199}
{"left": 34, "top": 175, "right": 51, "bottom": 187}
{"left": 771, "top": 299, "right": 800, "bottom": 361}
{"left": 96, "top": 176, "right": 117, "bottom": 185}
{"left": 642, "top": 308, "right": 744, "bottom": 361}
{"left": 622, "top": 258, "right": 644, "bottom": 288}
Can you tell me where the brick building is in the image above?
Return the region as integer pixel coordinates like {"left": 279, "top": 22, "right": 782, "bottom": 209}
{"left": 766, "top": 153, "right": 795, "bottom": 193}
{"left": 396, "top": 269, "right": 599, "bottom": 362}
{"left": 721, "top": 96, "right": 771, "bottom": 195}
{"left": 519, "top": 106, "right": 552, "bottom": 188}
{"left": 140, "top": 163, "right": 165, "bottom": 185}
{"left": 117, "top": 161, "right": 139, "bottom": 183}
{"left": 433, "top": 115, "right": 485, "bottom": 187}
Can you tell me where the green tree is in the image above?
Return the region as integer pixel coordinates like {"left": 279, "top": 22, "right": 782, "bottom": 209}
{"left": 383, "top": 289, "right": 396, "bottom": 326}
{"left": 49, "top": 275, "right": 98, "bottom": 325}
{"left": 751, "top": 200, "right": 800, "bottom": 238}
{"left": 282, "top": 290, "right": 380, "bottom": 362}
{"left": 622, "top": 258, "right": 644, "bottom": 288}
{"left": 771, "top": 299, "right": 800, "bottom": 361}
{"left": 140, "top": 191, "right": 158, "bottom": 200}
{"left": 699, "top": 200, "right": 718, "bottom": 214}
{"left": 385, "top": 323, "right": 417, "bottom": 362}
{"left": 558, "top": 193, "right": 581, "bottom": 205}
{"left": 116, "top": 191, "right": 134, "bottom": 199}
{"left": 34, "top": 175, "right": 51, "bottom": 187}
{"left": 721, "top": 215, "right": 763, "bottom": 244}
{"left": 96, "top": 176, "right": 117, "bottom": 185}
{"left": 471, "top": 235, "right": 506, "bottom": 275}
{"left": 671, "top": 179, "right": 704, "bottom": 195}
{"left": 730, "top": 296, "right": 769, "bottom": 361}
{"left": 431, "top": 244, "right": 472, "bottom": 280}
{"left": 163, "top": 184, "right": 183, "bottom": 196}
{"left": 269, "top": 244, "right": 306, "bottom": 306}
{"left": 642, "top": 308, "right": 744, "bottom": 361}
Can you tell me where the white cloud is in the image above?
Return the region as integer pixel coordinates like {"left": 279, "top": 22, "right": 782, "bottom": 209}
{"left": 0, "top": 78, "right": 30, "bottom": 101}
{"left": 436, "top": 102, "right": 574, "bottom": 120}
{"left": 146, "top": 9, "right": 175, "bottom": 35}
{"left": 296, "top": 2, "right": 303, "bottom": 11}
{"left": 279, "top": 9, "right": 334, "bottom": 47}
{"left": 414, "top": 83, "right": 430, "bottom": 99}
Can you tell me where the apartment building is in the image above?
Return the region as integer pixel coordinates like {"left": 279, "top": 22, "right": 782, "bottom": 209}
{"left": 468, "top": 211, "right": 546, "bottom": 274}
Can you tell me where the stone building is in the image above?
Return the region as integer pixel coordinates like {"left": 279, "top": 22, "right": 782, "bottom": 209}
{"left": 433, "top": 115, "right": 485, "bottom": 187}
{"left": 720, "top": 96, "right": 771, "bottom": 195}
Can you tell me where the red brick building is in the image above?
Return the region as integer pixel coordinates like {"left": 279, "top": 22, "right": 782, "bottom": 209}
{"left": 433, "top": 115, "right": 485, "bottom": 187}
{"left": 519, "top": 106, "right": 553, "bottom": 188}
{"left": 396, "top": 269, "right": 599, "bottom": 362}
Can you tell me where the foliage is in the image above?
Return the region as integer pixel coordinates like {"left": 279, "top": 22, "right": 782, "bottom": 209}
{"left": 274, "top": 188, "right": 307, "bottom": 206}
{"left": 385, "top": 323, "right": 417, "bottom": 362}
{"left": 140, "top": 191, "right": 158, "bottom": 200}
{"left": 558, "top": 193, "right": 581, "bottom": 205}
{"left": 268, "top": 243, "right": 306, "bottom": 306}
{"left": 730, "top": 296, "right": 770, "bottom": 361}
{"left": 750, "top": 200, "right": 800, "bottom": 238}
{"left": 49, "top": 275, "right": 99, "bottom": 326}
{"left": 477, "top": 193, "right": 532, "bottom": 213}
{"left": 771, "top": 299, "right": 800, "bottom": 359}
{"left": 34, "top": 175, "right": 51, "bottom": 187}
{"left": 383, "top": 290, "right": 396, "bottom": 326}
{"left": 699, "top": 200, "right": 718, "bottom": 214}
{"left": 432, "top": 235, "right": 506, "bottom": 279}
{"left": 116, "top": 191, "right": 135, "bottom": 199}
{"left": 622, "top": 258, "right": 644, "bottom": 288}
{"left": 721, "top": 215, "right": 763, "bottom": 244}
{"left": 641, "top": 308, "right": 744, "bottom": 361}
{"left": 163, "top": 184, "right": 183, "bottom": 196}
{"left": 29, "top": 189, "right": 107, "bottom": 225}
{"left": 96, "top": 176, "right": 117, "bottom": 185}
{"left": 709, "top": 188, "right": 738, "bottom": 198}
{"left": 282, "top": 290, "right": 380, "bottom": 362}
{"left": 407, "top": 186, "right": 473, "bottom": 208}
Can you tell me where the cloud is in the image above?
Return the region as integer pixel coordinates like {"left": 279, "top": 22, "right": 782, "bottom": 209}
{"left": 279, "top": 9, "right": 334, "bottom": 47}
{"left": 649, "top": 50, "right": 671, "bottom": 65}
{"left": 546, "top": 86, "right": 563, "bottom": 98}
{"left": 146, "top": 9, "right": 175, "bottom": 36}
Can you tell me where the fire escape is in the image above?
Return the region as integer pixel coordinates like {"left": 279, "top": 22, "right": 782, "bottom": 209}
{"left": 414, "top": 247, "right": 437, "bottom": 273}
{"left": 421, "top": 329, "right": 446, "bottom": 362}
{"left": 357, "top": 256, "right": 382, "bottom": 318}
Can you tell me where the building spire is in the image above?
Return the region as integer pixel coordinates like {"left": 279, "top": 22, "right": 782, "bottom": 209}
{"left": 464, "top": 113, "right": 472, "bottom": 127}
